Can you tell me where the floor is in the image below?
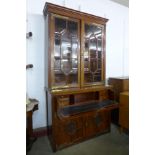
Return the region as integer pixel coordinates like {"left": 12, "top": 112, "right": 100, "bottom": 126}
{"left": 27, "top": 124, "right": 129, "bottom": 155}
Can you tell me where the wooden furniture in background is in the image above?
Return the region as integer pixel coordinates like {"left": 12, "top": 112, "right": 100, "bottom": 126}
{"left": 108, "top": 77, "right": 129, "bottom": 102}
{"left": 108, "top": 77, "right": 129, "bottom": 124}
{"left": 44, "top": 2, "right": 118, "bottom": 151}
{"left": 26, "top": 99, "right": 39, "bottom": 151}
{"left": 26, "top": 99, "right": 38, "bottom": 136}
{"left": 119, "top": 91, "right": 129, "bottom": 130}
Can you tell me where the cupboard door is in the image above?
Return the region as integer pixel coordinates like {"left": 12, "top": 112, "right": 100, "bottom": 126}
{"left": 55, "top": 116, "right": 83, "bottom": 149}
{"left": 85, "top": 110, "right": 110, "bottom": 138}
{"left": 95, "top": 110, "right": 110, "bottom": 133}
{"left": 51, "top": 15, "right": 80, "bottom": 89}
{"left": 82, "top": 22, "right": 105, "bottom": 86}
{"left": 84, "top": 112, "right": 96, "bottom": 137}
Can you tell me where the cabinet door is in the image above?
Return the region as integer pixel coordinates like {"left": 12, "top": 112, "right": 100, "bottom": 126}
{"left": 55, "top": 116, "right": 83, "bottom": 149}
{"left": 81, "top": 22, "right": 106, "bottom": 86}
{"left": 85, "top": 110, "right": 110, "bottom": 138}
{"left": 51, "top": 15, "right": 80, "bottom": 89}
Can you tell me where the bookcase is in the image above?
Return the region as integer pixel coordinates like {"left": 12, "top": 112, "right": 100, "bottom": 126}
{"left": 44, "top": 2, "right": 118, "bottom": 151}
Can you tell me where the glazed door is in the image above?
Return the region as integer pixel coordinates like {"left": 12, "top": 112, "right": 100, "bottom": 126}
{"left": 51, "top": 14, "right": 80, "bottom": 89}
{"left": 81, "top": 21, "right": 106, "bottom": 87}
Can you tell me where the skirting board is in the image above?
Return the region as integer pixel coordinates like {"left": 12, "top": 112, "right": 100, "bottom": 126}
{"left": 33, "top": 126, "right": 51, "bottom": 137}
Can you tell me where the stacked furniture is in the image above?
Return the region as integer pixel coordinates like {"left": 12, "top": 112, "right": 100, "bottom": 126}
{"left": 44, "top": 2, "right": 118, "bottom": 151}
{"left": 108, "top": 77, "right": 129, "bottom": 130}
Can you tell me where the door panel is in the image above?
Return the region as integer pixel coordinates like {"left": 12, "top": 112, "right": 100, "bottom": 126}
{"left": 55, "top": 116, "right": 83, "bottom": 149}
{"left": 52, "top": 15, "right": 80, "bottom": 89}
{"left": 85, "top": 110, "right": 110, "bottom": 138}
{"left": 82, "top": 22, "right": 105, "bottom": 86}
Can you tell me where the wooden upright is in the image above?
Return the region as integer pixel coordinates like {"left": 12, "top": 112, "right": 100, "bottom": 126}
{"left": 43, "top": 2, "right": 118, "bottom": 151}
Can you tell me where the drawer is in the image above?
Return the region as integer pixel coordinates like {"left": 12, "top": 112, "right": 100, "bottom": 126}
{"left": 57, "top": 95, "right": 70, "bottom": 107}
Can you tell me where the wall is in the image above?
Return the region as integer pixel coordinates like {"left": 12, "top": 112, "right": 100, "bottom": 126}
{"left": 26, "top": 0, "right": 129, "bottom": 129}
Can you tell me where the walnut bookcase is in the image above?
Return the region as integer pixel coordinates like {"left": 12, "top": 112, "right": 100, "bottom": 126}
{"left": 43, "top": 2, "right": 118, "bottom": 151}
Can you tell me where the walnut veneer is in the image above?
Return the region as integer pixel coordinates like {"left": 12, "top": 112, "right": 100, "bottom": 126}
{"left": 44, "top": 2, "right": 118, "bottom": 151}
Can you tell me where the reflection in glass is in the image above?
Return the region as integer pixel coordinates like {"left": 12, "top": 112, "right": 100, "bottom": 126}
{"left": 54, "top": 17, "right": 79, "bottom": 86}
{"left": 84, "top": 24, "right": 104, "bottom": 84}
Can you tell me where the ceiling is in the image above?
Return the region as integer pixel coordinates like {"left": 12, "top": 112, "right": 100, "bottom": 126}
{"left": 110, "top": 0, "right": 129, "bottom": 7}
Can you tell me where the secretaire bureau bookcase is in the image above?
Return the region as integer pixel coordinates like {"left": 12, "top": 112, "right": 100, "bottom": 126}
{"left": 43, "top": 2, "right": 118, "bottom": 152}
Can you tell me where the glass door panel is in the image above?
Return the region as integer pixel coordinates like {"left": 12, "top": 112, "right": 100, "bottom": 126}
{"left": 83, "top": 23, "right": 105, "bottom": 85}
{"left": 53, "top": 16, "right": 80, "bottom": 88}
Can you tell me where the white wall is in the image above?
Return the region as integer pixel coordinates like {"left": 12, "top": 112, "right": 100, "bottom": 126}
{"left": 26, "top": 0, "right": 129, "bottom": 129}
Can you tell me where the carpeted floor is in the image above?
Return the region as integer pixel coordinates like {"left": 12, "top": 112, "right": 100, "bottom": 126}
{"left": 27, "top": 124, "right": 129, "bottom": 155}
